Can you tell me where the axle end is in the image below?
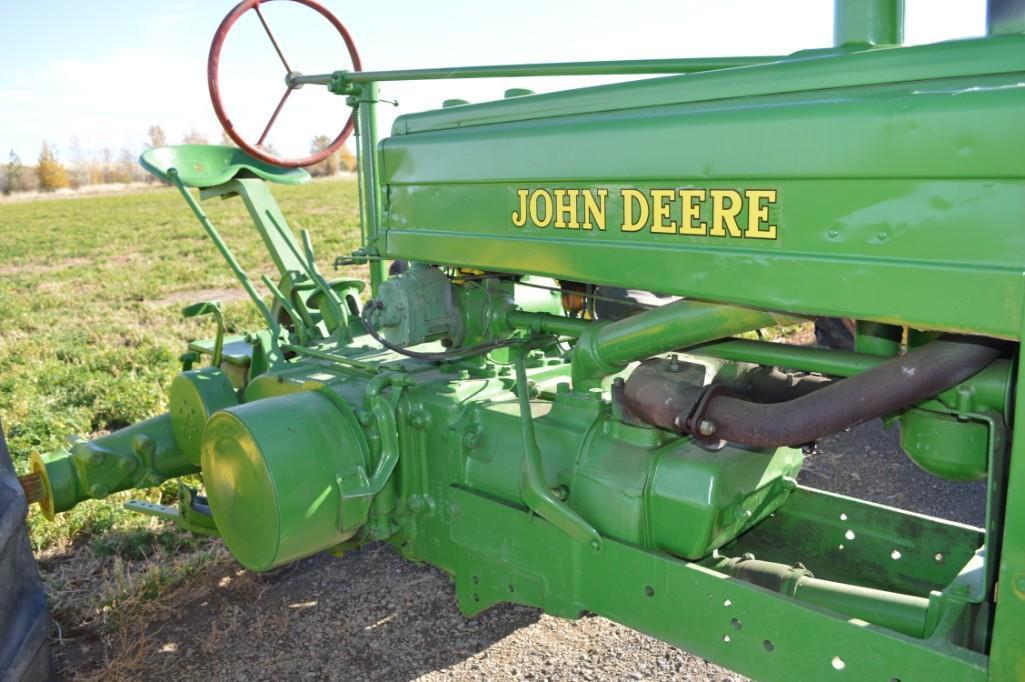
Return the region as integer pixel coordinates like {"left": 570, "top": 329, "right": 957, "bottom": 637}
{"left": 17, "top": 472, "right": 45, "bottom": 505}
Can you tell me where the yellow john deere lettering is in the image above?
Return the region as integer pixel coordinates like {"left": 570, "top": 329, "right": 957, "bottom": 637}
{"left": 511, "top": 187, "right": 778, "bottom": 239}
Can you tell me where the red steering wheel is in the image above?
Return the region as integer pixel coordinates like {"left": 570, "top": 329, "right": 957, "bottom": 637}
{"left": 208, "top": 0, "right": 362, "bottom": 168}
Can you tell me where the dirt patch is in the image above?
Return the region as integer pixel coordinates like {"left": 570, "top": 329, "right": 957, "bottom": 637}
{"left": 59, "top": 544, "right": 726, "bottom": 682}
{"left": 0, "top": 183, "right": 161, "bottom": 205}
{"left": 37, "top": 527, "right": 226, "bottom": 682}
{"left": 300, "top": 206, "right": 337, "bottom": 215}
{"left": 147, "top": 287, "right": 259, "bottom": 308}
{"left": 100, "top": 253, "right": 145, "bottom": 268}
{"left": 0, "top": 257, "right": 91, "bottom": 277}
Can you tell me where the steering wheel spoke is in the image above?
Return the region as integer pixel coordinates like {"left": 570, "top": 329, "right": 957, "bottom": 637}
{"left": 257, "top": 87, "right": 294, "bottom": 146}
{"left": 253, "top": 2, "right": 293, "bottom": 74}
{"left": 208, "top": 0, "right": 362, "bottom": 168}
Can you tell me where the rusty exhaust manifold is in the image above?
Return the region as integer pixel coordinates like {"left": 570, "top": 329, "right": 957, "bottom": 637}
{"left": 622, "top": 335, "right": 1003, "bottom": 448}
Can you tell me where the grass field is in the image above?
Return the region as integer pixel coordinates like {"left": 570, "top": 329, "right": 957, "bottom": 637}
{"left": 0, "top": 178, "right": 361, "bottom": 676}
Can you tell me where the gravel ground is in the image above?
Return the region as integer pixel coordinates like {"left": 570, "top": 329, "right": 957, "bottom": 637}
{"left": 62, "top": 418, "right": 986, "bottom": 681}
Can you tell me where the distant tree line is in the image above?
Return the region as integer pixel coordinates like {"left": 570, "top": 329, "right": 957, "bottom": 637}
{"left": 309, "top": 134, "right": 357, "bottom": 178}
{"left": 1, "top": 126, "right": 357, "bottom": 195}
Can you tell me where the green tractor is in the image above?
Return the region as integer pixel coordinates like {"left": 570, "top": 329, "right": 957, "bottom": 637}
{"left": 6, "top": 0, "right": 1025, "bottom": 679}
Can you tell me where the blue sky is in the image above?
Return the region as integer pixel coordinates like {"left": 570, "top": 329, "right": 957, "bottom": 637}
{"left": 0, "top": 1, "right": 987, "bottom": 164}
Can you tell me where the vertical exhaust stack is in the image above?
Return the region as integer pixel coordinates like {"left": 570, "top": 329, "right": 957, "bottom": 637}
{"left": 834, "top": 0, "right": 905, "bottom": 47}
{"left": 988, "top": 0, "right": 1025, "bottom": 34}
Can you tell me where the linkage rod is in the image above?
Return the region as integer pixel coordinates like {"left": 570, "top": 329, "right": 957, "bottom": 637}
{"left": 291, "top": 56, "right": 779, "bottom": 86}
{"left": 167, "top": 169, "right": 277, "bottom": 331}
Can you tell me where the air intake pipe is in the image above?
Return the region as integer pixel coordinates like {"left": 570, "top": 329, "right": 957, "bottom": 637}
{"left": 570, "top": 300, "right": 796, "bottom": 391}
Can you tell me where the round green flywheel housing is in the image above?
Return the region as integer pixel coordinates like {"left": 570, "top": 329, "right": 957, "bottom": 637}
{"left": 170, "top": 367, "right": 239, "bottom": 466}
{"left": 200, "top": 390, "right": 370, "bottom": 571}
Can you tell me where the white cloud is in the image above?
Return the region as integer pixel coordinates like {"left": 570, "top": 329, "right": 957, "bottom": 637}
{"left": 0, "top": 47, "right": 214, "bottom": 158}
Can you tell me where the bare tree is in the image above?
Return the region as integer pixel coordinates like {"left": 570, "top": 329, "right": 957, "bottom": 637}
{"left": 182, "top": 128, "right": 209, "bottom": 144}
{"left": 116, "top": 146, "right": 138, "bottom": 183}
{"left": 308, "top": 135, "right": 339, "bottom": 177}
{"left": 66, "top": 137, "right": 89, "bottom": 189}
{"left": 2, "top": 150, "right": 23, "bottom": 195}
{"left": 99, "top": 147, "right": 114, "bottom": 184}
{"left": 146, "top": 125, "right": 168, "bottom": 149}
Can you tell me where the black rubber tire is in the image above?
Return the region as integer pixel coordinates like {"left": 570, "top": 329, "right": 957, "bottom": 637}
{"left": 0, "top": 419, "right": 54, "bottom": 681}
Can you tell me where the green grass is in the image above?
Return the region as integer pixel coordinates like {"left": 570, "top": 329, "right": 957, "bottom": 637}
{"left": 0, "top": 178, "right": 362, "bottom": 550}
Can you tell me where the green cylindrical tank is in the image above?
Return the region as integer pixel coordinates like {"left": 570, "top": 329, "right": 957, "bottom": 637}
{"left": 900, "top": 408, "right": 990, "bottom": 481}
{"left": 201, "top": 389, "right": 371, "bottom": 571}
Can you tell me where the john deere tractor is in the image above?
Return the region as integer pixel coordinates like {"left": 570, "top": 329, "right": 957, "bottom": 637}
{"left": 6, "top": 0, "right": 1025, "bottom": 679}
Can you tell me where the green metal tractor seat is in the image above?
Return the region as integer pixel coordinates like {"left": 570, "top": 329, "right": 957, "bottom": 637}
{"left": 139, "top": 144, "right": 310, "bottom": 188}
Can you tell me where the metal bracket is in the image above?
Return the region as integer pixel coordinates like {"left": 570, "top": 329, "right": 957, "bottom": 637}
{"left": 125, "top": 483, "right": 219, "bottom": 536}
{"left": 182, "top": 301, "right": 225, "bottom": 366}
{"left": 513, "top": 347, "right": 603, "bottom": 552}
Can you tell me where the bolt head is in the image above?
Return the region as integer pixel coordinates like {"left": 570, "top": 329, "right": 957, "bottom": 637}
{"left": 698, "top": 419, "right": 717, "bottom": 436}
{"left": 132, "top": 434, "right": 156, "bottom": 457}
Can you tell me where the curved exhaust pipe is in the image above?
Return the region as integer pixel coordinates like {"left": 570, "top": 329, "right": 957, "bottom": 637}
{"left": 623, "top": 335, "right": 1003, "bottom": 448}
